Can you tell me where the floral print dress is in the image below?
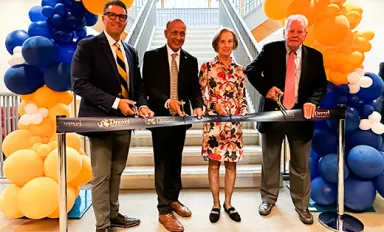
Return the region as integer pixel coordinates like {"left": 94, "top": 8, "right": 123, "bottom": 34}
{"left": 199, "top": 56, "right": 248, "bottom": 163}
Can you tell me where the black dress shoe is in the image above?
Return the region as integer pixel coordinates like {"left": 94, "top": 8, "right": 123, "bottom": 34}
{"left": 209, "top": 207, "right": 220, "bottom": 223}
{"left": 110, "top": 213, "right": 141, "bottom": 228}
{"left": 258, "top": 201, "right": 275, "bottom": 216}
{"left": 96, "top": 226, "right": 116, "bottom": 232}
{"left": 295, "top": 208, "right": 314, "bottom": 225}
{"left": 223, "top": 204, "right": 241, "bottom": 222}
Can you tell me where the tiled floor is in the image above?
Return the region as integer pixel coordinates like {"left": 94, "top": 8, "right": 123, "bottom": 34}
{"left": 1, "top": 184, "right": 384, "bottom": 232}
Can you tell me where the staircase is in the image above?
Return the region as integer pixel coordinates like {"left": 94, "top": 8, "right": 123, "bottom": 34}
{"left": 120, "top": 27, "right": 263, "bottom": 189}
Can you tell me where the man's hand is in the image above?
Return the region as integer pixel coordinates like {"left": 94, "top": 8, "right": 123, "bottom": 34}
{"left": 214, "top": 103, "right": 228, "bottom": 116}
{"left": 118, "top": 99, "right": 136, "bottom": 116}
{"left": 193, "top": 108, "right": 202, "bottom": 119}
{"left": 169, "top": 99, "right": 184, "bottom": 116}
{"left": 266, "top": 86, "right": 283, "bottom": 101}
{"left": 138, "top": 106, "right": 154, "bottom": 117}
{"left": 303, "top": 102, "right": 316, "bottom": 119}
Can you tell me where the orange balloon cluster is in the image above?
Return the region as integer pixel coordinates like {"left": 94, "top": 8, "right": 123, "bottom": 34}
{"left": 263, "top": 0, "right": 374, "bottom": 86}
{"left": 0, "top": 86, "right": 92, "bottom": 219}
{"left": 82, "top": 0, "right": 134, "bottom": 15}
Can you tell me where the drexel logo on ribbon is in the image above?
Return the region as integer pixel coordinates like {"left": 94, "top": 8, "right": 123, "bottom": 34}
{"left": 143, "top": 117, "right": 176, "bottom": 125}
{"left": 97, "top": 119, "right": 131, "bottom": 128}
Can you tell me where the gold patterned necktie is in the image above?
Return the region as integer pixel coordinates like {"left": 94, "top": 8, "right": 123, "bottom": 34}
{"left": 170, "top": 53, "right": 178, "bottom": 115}
{"left": 114, "top": 42, "right": 129, "bottom": 99}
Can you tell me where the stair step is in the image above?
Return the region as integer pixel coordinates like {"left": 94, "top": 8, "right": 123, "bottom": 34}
{"left": 130, "top": 129, "right": 260, "bottom": 147}
{"left": 151, "top": 40, "right": 213, "bottom": 46}
{"left": 120, "top": 164, "right": 262, "bottom": 189}
{"left": 127, "top": 145, "right": 262, "bottom": 166}
{"left": 153, "top": 34, "right": 214, "bottom": 40}
{"left": 154, "top": 30, "right": 219, "bottom": 36}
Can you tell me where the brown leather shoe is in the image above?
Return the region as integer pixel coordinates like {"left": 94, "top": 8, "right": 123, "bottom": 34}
{"left": 258, "top": 201, "right": 275, "bottom": 216}
{"left": 295, "top": 208, "right": 314, "bottom": 224}
{"left": 159, "top": 213, "right": 184, "bottom": 232}
{"left": 170, "top": 201, "right": 192, "bottom": 217}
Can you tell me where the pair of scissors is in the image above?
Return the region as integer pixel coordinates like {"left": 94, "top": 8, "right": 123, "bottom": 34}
{"left": 276, "top": 94, "right": 288, "bottom": 116}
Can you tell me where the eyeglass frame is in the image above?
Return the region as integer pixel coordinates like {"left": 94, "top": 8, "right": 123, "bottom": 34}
{"left": 103, "top": 12, "right": 128, "bottom": 22}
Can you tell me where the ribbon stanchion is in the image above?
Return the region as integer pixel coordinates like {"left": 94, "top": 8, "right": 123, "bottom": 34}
{"left": 56, "top": 107, "right": 348, "bottom": 232}
{"left": 318, "top": 118, "right": 364, "bottom": 232}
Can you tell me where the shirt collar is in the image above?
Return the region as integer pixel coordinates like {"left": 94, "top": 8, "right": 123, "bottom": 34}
{"left": 166, "top": 44, "right": 181, "bottom": 57}
{"left": 104, "top": 30, "right": 122, "bottom": 48}
{"left": 212, "top": 55, "right": 237, "bottom": 66}
{"left": 286, "top": 44, "right": 302, "bottom": 55}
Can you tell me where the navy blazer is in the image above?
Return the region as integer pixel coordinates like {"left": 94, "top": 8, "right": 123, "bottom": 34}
{"left": 71, "top": 32, "right": 147, "bottom": 118}
{"left": 245, "top": 41, "right": 328, "bottom": 141}
{"left": 142, "top": 45, "right": 203, "bottom": 117}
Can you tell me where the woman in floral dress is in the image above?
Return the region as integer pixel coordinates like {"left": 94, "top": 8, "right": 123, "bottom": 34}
{"left": 199, "top": 27, "right": 247, "bottom": 223}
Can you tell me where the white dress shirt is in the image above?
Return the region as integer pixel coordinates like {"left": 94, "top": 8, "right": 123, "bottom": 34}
{"left": 104, "top": 31, "right": 130, "bottom": 109}
{"left": 165, "top": 44, "right": 181, "bottom": 109}
{"left": 286, "top": 45, "right": 302, "bottom": 104}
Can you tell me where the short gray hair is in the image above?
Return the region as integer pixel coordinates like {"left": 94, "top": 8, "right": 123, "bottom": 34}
{"left": 284, "top": 14, "right": 308, "bottom": 30}
{"left": 211, "top": 27, "right": 239, "bottom": 53}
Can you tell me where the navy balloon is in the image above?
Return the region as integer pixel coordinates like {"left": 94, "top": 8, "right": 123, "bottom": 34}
{"left": 4, "top": 65, "right": 44, "bottom": 94}
{"left": 29, "top": 6, "right": 46, "bottom": 22}
{"left": 85, "top": 13, "right": 98, "bottom": 26}
{"left": 310, "top": 149, "right": 320, "bottom": 180}
{"left": 357, "top": 72, "right": 384, "bottom": 102}
{"left": 360, "top": 104, "right": 374, "bottom": 118}
{"left": 56, "top": 43, "right": 77, "bottom": 63}
{"left": 312, "top": 130, "right": 338, "bottom": 155}
{"left": 28, "top": 21, "right": 53, "bottom": 39}
{"left": 76, "top": 28, "right": 87, "bottom": 39}
{"left": 337, "top": 84, "right": 349, "bottom": 95}
{"left": 44, "top": 62, "right": 72, "bottom": 91}
{"left": 47, "top": 14, "right": 64, "bottom": 27}
{"left": 70, "top": 2, "right": 87, "bottom": 17}
{"left": 318, "top": 153, "right": 349, "bottom": 183}
{"left": 42, "top": 6, "right": 55, "bottom": 18}
{"left": 53, "top": 29, "right": 74, "bottom": 44}
{"left": 5, "top": 30, "right": 30, "bottom": 54}
{"left": 310, "top": 177, "right": 337, "bottom": 206}
{"left": 54, "top": 3, "right": 67, "bottom": 18}
{"left": 345, "top": 178, "right": 376, "bottom": 211}
{"left": 374, "top": 172, "right": 384, "bottom": 198}
{"left": 22, "top": 36, "right": 57, "bottom": 68}
{"left": 348, "top": 145, "right": 384, "bottom": 179}
{"left": 347, "top": 130, "right": 383, "bottom": 150}
{"left": 348, "top": 94, "right": 360, "bottom": 107}
{"left": 42, "top": 0, "right": 57, "bottom": 7}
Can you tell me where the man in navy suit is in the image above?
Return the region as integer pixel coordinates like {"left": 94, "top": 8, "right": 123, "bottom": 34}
{"left": 245, "top": 14, "right": 327, "bottom": 225}
{"left": 142, "top": 19, "right": 203, "bottom": 232}
{"left": 71, "top": 1, "right": 153, "bottom": 232}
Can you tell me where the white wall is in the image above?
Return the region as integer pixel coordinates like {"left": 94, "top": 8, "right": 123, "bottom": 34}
{"left": 258, "top": 0, "right": 384, "bottom": 74}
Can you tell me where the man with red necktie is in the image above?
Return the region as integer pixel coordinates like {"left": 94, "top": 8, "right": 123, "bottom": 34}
{"left": 245, "top": 14, "right": 328, "bottom": 224}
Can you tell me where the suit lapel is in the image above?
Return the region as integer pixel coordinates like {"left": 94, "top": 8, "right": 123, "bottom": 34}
{"left": 179, "top": 49, "right": 187, "bottom": 81}
{"left": 122, "top": 43, "right": 134, "bottom": 97}
{"left": 98, "top": 33, "right": 119, "bottom": 79}
{"left": 299, "top": 45, "right": 309, "bottom": 92}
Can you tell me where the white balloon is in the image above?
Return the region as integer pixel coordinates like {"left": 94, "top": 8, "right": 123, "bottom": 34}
{"left": 359, "top": 119, "right": 371, "bottom": 130}
{"left": 347, "top": 72, "right": 360, "bottom": 84}
{"left": 13, "top": 46, "right": 22, "bottom": 54}
{"left": 30, "top": 113, "right": 43, "bottom": 125}
{"left": 25, "top": 103, "right": 38, "bottom": 115}
{"left": 369, "top": 111, "right": 382, "bottom": 123}
{"left": 359, "top": 76, "right": 373, "bottom": 88}
{"left": 8, "top": 54, "right": 25, "bottom": 66}
{"left": 38, "top": 108, "right": 49, "bottom": 118}
{"left": 355, "top": 68, "right": 365, "bottom": 77}
{"left": 348, "top": 84, "right": 360, "bottom": 94}
{"left": 19, "top": 114, "right": 31, "bottom": 126}
{"left": 371, "top": 122, "right": 384, "bottom": 135}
